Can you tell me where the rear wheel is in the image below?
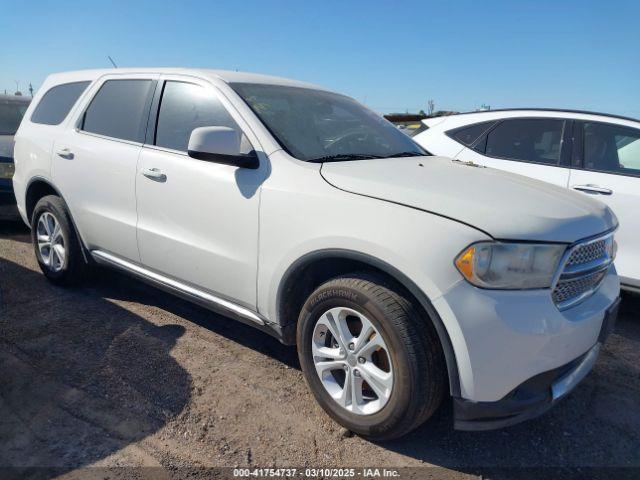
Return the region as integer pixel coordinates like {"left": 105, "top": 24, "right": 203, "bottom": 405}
{"left": 297, "top": 272, "right": 446, "bottom": 440}
{"left": 31, "top": 195, "right": 88, "bottom": 285}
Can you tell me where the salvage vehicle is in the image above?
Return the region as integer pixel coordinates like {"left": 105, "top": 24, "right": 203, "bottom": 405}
{"left": 0, "top": 94, "right": 30, "bottom": 219}
{"left": 413, "top": 109, "right": 640, "bottom": 293}
{"left": 13, "top": 69, "right": 620, "bottom": 439}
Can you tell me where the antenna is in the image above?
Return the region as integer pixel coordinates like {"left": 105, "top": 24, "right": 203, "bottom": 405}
{"left": 107, "top": 56, "right": 118, "bottom": 68}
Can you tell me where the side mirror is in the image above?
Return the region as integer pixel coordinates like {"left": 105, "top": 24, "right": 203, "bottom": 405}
{"left": 187, "top": 126, "right": 259, "bottom": 169}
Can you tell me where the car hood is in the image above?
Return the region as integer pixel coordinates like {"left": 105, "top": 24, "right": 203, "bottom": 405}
{"left": 320, "top": 156, "right": 617, "bottom": 243}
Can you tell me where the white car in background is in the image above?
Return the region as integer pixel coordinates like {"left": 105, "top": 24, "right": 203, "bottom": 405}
{"left": 413, "top": 109, "right": 640, "bottom": 293}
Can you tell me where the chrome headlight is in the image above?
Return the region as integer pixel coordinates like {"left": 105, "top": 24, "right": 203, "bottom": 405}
{"left": 0, "top": 162, "right": 15, "bottom": 179}
{"left": 455, "top": 242, "right": 567, "bottom": 289}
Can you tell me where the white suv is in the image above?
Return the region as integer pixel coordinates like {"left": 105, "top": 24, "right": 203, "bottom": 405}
{"left": 13, "top": 70, "right": 620, "bottom": 439}
{"left": 412, "top": 109, "right": 640, "bottom": 293}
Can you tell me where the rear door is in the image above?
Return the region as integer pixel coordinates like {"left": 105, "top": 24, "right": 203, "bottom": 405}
{"left": 52, "top": 74, "right": 157, "bottom": 262}
{"left": 569, "top": 120, "right": 640, "bottom": 287}
{"left": 455, "top": 117, "right": 572, "bottom": 188}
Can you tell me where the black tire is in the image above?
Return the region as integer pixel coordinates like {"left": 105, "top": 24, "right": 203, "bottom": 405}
{"left": 297, "top": 272, "right": 446, "bottom": 440}
{"left": 31, "top": 195, "right": 88, "bottom": 286}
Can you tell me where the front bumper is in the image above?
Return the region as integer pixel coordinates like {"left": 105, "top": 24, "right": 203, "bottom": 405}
{"left": 453, "top": 296, "right": 620, "bottom": 430}
{"left": 432, "top": 266, "right": 619, "bottom": 402}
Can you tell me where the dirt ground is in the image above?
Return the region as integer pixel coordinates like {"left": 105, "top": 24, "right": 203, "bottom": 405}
{"left": 1, "top": 221, "right": 639, "bottom": 479}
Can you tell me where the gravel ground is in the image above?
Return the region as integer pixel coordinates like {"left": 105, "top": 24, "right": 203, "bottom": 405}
{"left": 1, "top": 221, "right": 639, "bottom": 479}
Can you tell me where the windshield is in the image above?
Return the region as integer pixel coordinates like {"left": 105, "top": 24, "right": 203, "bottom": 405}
{"left": 231, "top": 83, "right": 426, "bottom": 162}
{"left": 0, "top": 99, "right": 29, "bottom": 135}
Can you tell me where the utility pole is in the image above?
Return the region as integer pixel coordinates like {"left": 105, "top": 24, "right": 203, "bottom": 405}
{"left": 28, "top": 83, "right": 34, "bottom": 97}
{"left": 428, "top": 99, "right": 435, "bottom": 116}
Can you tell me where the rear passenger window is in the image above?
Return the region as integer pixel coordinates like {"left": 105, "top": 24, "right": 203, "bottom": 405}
{"left": 155, "top": 81, "right": 240, "bottom": 152}
{"left": 447, "top": 121, "right": 495, "bottom": 147}
{"left": 31, "top": 82, "right": 90, "bottom": 125}
{"left": 584, "top": 122, "right": 640, "bottom": 175}
{"left": 81, "top": 80, "right": 155, "bottom": 143}
{"left": 485, "top": 119, "right": 564, "bottom": 164}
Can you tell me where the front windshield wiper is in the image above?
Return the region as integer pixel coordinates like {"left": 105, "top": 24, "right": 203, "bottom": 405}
{"left": 308, "top": 151, "right": 426, "bottom": 163}
{"left": 307, "top": 154, "right": 384, "bottom": 163}
{"left": 385, "top": 151, "right": 425, "bottom": 158}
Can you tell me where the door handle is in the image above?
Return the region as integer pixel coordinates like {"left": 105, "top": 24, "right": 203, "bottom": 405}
{"left": 572, "top": 184, "right": 613, "bottom": 195}
{"left": 55, "top": 148, "right": 74, "bottom": 160}
{"left": 142, "top": 167, "right": 167, "bottom": 182}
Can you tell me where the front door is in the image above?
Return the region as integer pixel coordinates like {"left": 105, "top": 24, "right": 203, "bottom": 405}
{"left": 569, "top": 120, "right": 640, "bottom": 287}
{"left": 135, "top": 76, "right": 265, "bottom": 307}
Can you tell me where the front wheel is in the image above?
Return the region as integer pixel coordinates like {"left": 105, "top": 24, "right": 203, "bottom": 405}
{"left": 297, "top": 273, "right": 446, "bottom": 440}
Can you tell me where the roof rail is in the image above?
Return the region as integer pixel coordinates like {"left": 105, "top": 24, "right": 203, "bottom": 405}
{"left": 450, "top": 108, "right": 640, "bottom": 124}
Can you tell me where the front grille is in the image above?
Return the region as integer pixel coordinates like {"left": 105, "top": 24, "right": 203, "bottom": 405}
{"left": 565, "top": 239, "right": 607, "bottom": 267}
{"left": 553, "top": 270, "right": 608, "bottom": 305}
{"left": 552, "top": 233, "right": 614, "bottom": 310}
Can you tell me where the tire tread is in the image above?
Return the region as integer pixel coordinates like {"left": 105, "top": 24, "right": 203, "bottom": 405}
{"left": 298, "top": 271, "right": 446, "bottom": 440}
{"left": 31, "top": 195, "right": 88, "bottom": 286}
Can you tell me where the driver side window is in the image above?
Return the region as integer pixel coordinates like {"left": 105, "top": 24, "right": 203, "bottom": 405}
{"left": 583, "top": 122, "right": 640, "bottom": 175}
{"left": 155, "top": 81, "right": 250, "bottom": 153}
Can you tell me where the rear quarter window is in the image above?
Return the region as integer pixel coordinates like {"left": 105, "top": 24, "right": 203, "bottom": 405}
{"left": 31, "top": 82, "right": 90, "bottom": 125}
{"left": 407, "top": 123, "right": 428, "bottom": 137}
{"left": 446, "top": 121, "right": 497, "bottom": 147}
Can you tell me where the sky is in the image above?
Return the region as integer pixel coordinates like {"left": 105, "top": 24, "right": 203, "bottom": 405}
{"left": 1, "top": 0, "right": 639, "bottom": 117}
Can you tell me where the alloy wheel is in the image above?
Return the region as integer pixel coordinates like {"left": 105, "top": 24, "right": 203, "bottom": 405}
{"left": 36, "top": 212, "right": 66, "bottom": 272}
{"left": 312, "top": 307, "right": 393, "bottom": 415}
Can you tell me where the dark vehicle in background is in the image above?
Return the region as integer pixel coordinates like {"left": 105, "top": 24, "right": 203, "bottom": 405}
{"left": 0, "top": 94, "right": 30, "bottom": 219}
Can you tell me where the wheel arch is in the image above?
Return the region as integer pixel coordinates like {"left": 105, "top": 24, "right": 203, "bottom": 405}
{"left": 25, "top": 177, "right": 62, "bottom": 223}
{"left": 24, "top": 177, "right": 91, "bottom": 263}
{"left": 276, "top": 248, "right": 461, "bottom": 397}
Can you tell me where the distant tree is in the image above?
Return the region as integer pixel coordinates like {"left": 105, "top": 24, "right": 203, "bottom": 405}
{"left": 428, "top": 99, "right": 435, "bottom": 116}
